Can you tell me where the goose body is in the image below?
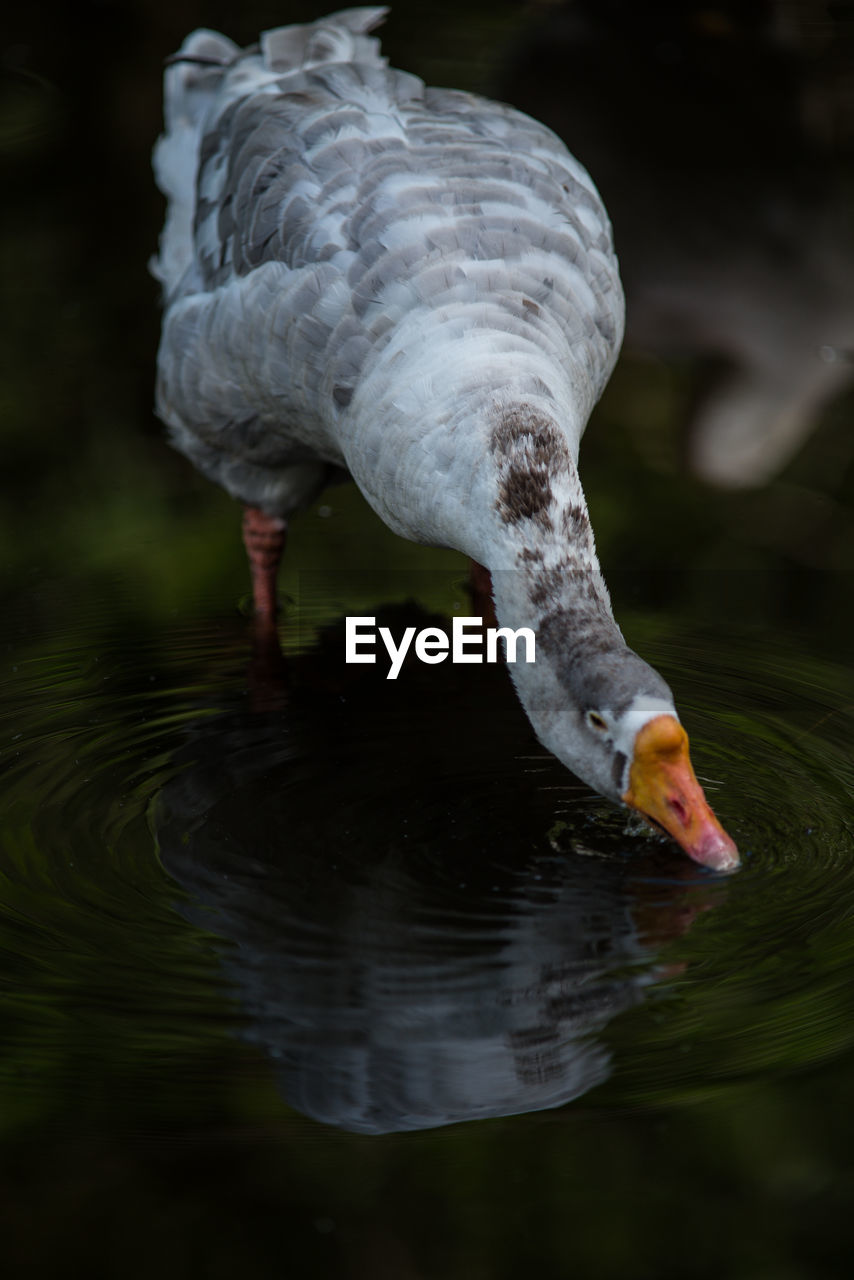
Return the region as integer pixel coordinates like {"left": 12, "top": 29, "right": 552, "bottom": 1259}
{"left": 153, "top": 7, "right": 738, "bottom": 871}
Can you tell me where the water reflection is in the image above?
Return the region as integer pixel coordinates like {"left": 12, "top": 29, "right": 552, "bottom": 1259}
{"left": 154, "top": 605, "right": 721, "bottom": 1133}
{"left": 502, "top": 0, "right": 854, "bottom": 486}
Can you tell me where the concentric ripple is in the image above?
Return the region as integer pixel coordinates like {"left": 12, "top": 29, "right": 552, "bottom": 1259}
{"left": 0, "top": 593, "right": 852, "bottom": 1129}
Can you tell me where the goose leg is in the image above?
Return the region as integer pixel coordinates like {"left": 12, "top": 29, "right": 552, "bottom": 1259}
{"left": 468, "top": 560, "right": 498, "bottom": 629}
{"left": 242, "top": 506, "right": 287, "bottom": 620}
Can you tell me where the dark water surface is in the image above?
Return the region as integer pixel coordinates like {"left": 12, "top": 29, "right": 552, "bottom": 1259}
{"left": 3, "top": 561, "right": 853, "bottom": 1275}
{"left": 2, "top": 1, "right": 854, "bottom": 1276}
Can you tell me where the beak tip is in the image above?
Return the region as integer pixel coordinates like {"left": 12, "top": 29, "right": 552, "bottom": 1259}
{"left": 690, "top": 829, "right": 740, "bottom": 873}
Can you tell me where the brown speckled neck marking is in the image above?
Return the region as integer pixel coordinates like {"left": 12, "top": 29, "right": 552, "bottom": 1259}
{"left": 537, "top": 601, "right": 671, "bottom": 714}
{"left": 524, "top": 565, "right": 602, "bottom": 611}
{"left": 490, "top": 408, "right": 599, "bottom": 622}
{"left": 491, "top": 406, "right": 571, "bottom": 532}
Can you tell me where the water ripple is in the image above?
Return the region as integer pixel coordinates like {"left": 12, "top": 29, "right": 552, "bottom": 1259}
{"left": 0, "top": 602, "right": 851, "bottom": 1129}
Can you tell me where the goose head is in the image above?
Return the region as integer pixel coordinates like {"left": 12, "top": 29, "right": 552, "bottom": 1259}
{"left": 545, "top": 690, "right": 738, "bottom": 872}
{"left": 503, "top": 612, "right": 739, "bottom": 872}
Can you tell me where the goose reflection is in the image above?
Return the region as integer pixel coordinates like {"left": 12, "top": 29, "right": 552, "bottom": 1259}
{"left": 501, "top": 0, "right": 854, "bottom": 486}
{"left": 154, "top": 604, "right": 721, "bottom": 1133}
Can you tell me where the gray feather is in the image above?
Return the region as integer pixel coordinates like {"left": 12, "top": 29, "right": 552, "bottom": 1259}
{"left": 153, "top": 9, "right": 623, "bottom": 520}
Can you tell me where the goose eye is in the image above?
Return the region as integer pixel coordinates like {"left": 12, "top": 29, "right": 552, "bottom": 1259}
{"left": 586, "top": 710, "right": 608, "bottom": 733}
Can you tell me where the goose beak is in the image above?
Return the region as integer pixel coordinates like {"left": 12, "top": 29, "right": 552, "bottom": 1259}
{"left": 622, "top": 715, "right": 739, "bottom": 872}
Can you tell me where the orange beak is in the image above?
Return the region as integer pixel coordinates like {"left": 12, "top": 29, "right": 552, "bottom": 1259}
{"left": 622, "top": 715, "right": 739, "bottom": 872}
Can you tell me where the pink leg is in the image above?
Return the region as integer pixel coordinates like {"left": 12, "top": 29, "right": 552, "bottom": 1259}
{"left": 242, "top": 506, "right": 287, "bottom": 620}
{"left": 468, "top": 560, "right": 497, "bottom": 629}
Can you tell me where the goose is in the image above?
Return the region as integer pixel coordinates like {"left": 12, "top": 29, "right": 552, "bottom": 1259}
{"left": 152, "top": 7, "right": 739, "bottom": 872}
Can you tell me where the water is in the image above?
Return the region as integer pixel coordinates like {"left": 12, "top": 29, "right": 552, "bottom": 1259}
{"left": 2, "top": 560, "right": 853, "bottom": 1274}
{"left": 3, "top": 0, "right": 854, "bottom": 1275}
